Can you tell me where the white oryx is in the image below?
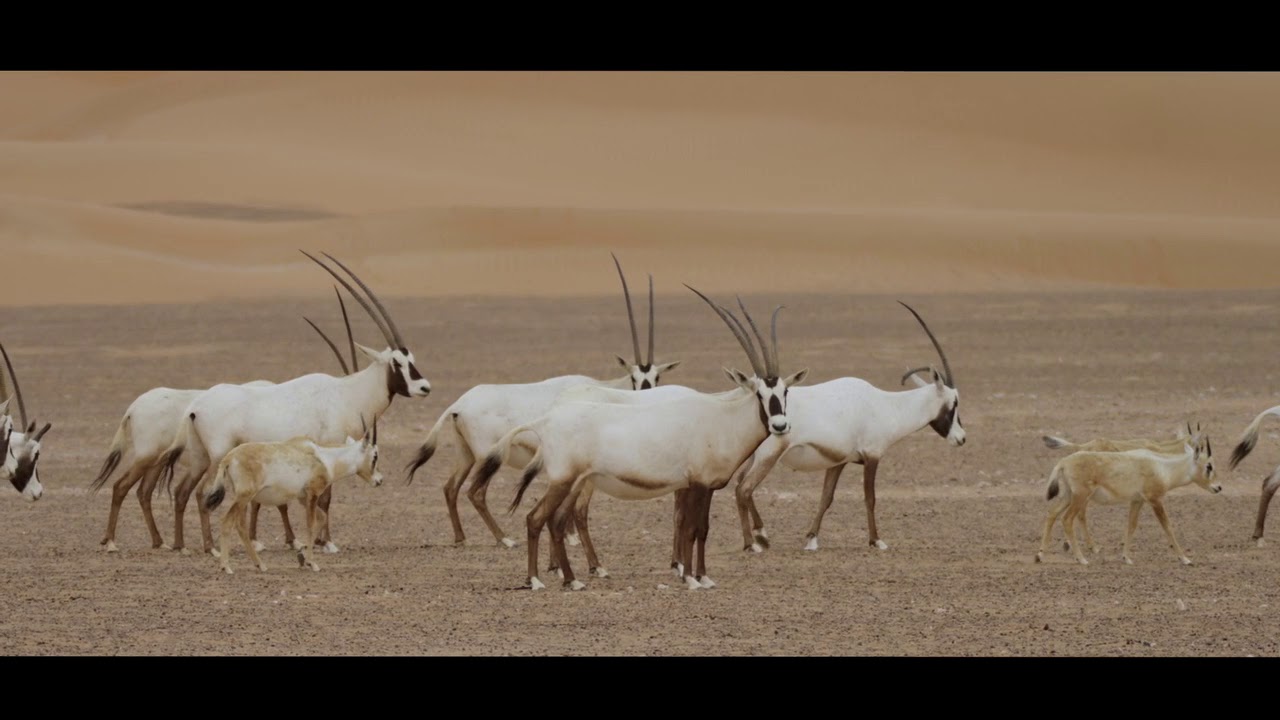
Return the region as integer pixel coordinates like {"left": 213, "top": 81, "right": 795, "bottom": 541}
{"left": 156, "top": 252, "right": 431, "bottom": 555}
{"left": 1036, "top": 432, "right": 1219, "bottom": 565}
{"left": 1228, "top": 405, "right": 1280, "bottom": 546}
{"left": 204, "top": 422, "right": 382, "bottom": 575}
{"left": 1, "top": 342, "right": 52, "bottom": 502}
{"left": 90, "top": 289, "right": 357, "bottom": 553}
{"left": 475, "top": 286, "right": 806, "bottom": 591}
{"left": 404, "top": 253, "right": 679, "bottom": 548}
{"left": 729, "top": 302, "right": 965, "bottom": 554}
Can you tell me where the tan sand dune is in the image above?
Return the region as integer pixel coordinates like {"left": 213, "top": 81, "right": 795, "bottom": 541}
{"left": 1, "top": 71, "right": 1278, "bottom": 305}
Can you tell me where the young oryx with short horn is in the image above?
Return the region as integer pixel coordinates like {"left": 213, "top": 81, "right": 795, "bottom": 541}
{"left": 203, "top": 421, "right": 382, "bottom": 574}
{"left": 1228, "top": 405, "right": 1280, "bottom": 546}
{"left": 156, "top": 252, "right": 430, "bottom": 555}
{"left": 404, "top": 253, "right": 679, "bottom": 548}
{"left": 729, "top": 301, "right": 965, "bottom": 554}
{"left": 475, "top": 286, "right": 805, "bottom": 591}
{"left": 1036, "top": 432, "right": 1219, "bottom": 566}
{"left": 90, "top": 289, "right": 358, "bottom": 553}
{"left": 1, "top": 341, "right": 52, "bottom": 502}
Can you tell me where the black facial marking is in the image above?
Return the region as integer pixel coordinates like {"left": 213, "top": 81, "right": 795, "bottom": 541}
{"left": 929, "top": 401, "right": 957, "bottom": 439}
{"left": 407, "top": 361, "right": 423, "bottom": 381}
{"left": 768, "top": 395, "right": 782, "bottom": 417}
{"left": 9, "top": 451, "right": 37, "bottom": 493}
{"left": 387, "top": 363, "right": 411, "bottom": 399}
{"left": 640, "top": 380, "right": 652, "bottom": 390}
{"left": 757, "top": 395, "right": 769, "bottom": 430}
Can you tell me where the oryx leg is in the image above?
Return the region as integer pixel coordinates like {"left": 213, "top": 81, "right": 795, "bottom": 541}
{"left": 102, "top": 462, "right": 147, "bottom": 553}
{"left": 218, "top": 501, "right": 241, "bottom": 574}
{"left": 1149, "top": 497, "right": 1191, "bottom": 565}
{"left": 136, "top": 464, "right": 167, "bottom": 549}
{"left": 804, "top": 462, "right": 849, "bottom": 551}
{"left": 568, "top": 480, "right": 608, "bottom": 578}
{"left": 235, "top": 502, "right": 267, "bottom": 572}
{"left": 468, "top": 464, "right": 516, "bottom": 548}
{"left": 171, "top": 456, "right": 210, "bottom": 554}
{"left": 1253, "top": 469, "right": 1280, "bottom": 547}
{"left": 442, "top": 450, "right": 475, "bottom": 546}
{"left": 249, "top": 502, "right": 301, "bottom": 553}
{"left": 695, "top": 487, "right": 716, "bottom": 588}
{"left": 315, "top": 485, "right": 338, "bottom": 553}
{"left": 1065, "top": 495, "right": 1091, "bottom": 565}
{"left": 193, "top": 465, "right": 222, "bottom": 555}
{"left": 1036, "top": 492, "right": 1070, "bottom": 563}
{"left": 524, "top": 481, "right": 571, "bottom": 590}
{"left": 679, "top": 486, "right": 708, "bottom": 590}
{"left": 298, "top": 496, "right": 322, "bottom": 572}
{"left": 549, "top": 477, "right": 587, "bottom": 590}
{"left": 1122, "top": 499, "right": 1143, "bottom": 565}
{"left": 670, "top": 488, "right": 688, "bottom": 575}
{"left": 735, "top": 453, "right": 781, "bottom": 553}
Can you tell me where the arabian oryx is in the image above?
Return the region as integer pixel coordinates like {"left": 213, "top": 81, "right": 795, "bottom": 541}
{"left": 729, "top": 302, "right": 965, "bottom": 554}
{"left": 1228, "top": 405, "right": 1280, "bottom": 546}
{"left": 89, "top": 288, "right": 358, "bottom": 553}
{"left": 1036, "top": 431, "right": 1219, "bottom": 565}
{"left": 1, "top": 341, "right": 52, "bottom": 502}
{"left": 404, "top": 253, "right": 679, "bottom": 548}
{"left": 156, "top": 252, "right": 431, "bottom": 555}
{"left": 204, "top": 421, "right": 381, "bottom": 574}
{"left": 475, "top": 285, "right": 806, "bottom": 591}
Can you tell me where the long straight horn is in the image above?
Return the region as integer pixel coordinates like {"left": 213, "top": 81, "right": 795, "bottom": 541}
{"left": 0, "top": 342, "right": 28, "bottom": 428}
{"left": 769, "top": 305, "right": 785, "bottom": 376}
{"left": 304, "top": 318, "right": 350, "bottom": 375}
{"left": 335, "top": 286, "right": 358, "bottom": 372}
{"left": 736, "top": 297, "right": 774, "bottom": 376}
{"left": 685, "top": 284, "right": 765, "bottom": 377}
{"left": 301, "top": 251, "right": 396, "bottom": 348}
{"left": 612, "top": 253, "right": 642, "bottom": 365}
{"left": 321, "top": 252, "right": 406, "bottom": 350}
{"left": 647, "top": 273, "right": 655, "bottom": 366}
{"left": 898, "top": 301, "right": 954, "bottom": 388}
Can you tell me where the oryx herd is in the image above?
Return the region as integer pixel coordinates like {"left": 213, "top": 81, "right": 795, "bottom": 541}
{"left": 2, "top": 249, "right": 1278, "bottom": 589}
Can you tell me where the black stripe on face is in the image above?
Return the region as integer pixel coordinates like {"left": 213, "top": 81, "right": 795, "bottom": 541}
{"left": 9, "top": 452, "right": 36, "bottom": 493}
{"left": 407, "top": 361, "right": 423, "bottom": 381}
{"left": 387, "top": 362, "right": 411, "bottom": 398}
{"left": 768, "top": 395, "right": 782, "bottom": 417}
{"left": 929, "top": 402, "right": 957, "bottom": 439}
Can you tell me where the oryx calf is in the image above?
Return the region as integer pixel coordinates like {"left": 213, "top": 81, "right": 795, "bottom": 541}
{"left": 1228, "top": 405, "right": 1280, "bottom": 545}
{"left": 1036, "top": 434, "right": 1219, "bottom": 566}
{"left": 203, "top": 427, "right": 382, "bottom": 574}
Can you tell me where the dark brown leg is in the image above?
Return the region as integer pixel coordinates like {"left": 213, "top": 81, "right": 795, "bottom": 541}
{"left": 549, "top": 486, "right": 582, "bottom": 589}
{"left": 136, "top": 465, "right": 166, "bottom": 549}
{"left": 1254, "top": 470, "right": 1280, "bottom": 546}
{"left": 315, "top": 485, "right": 334, "bottom": 551}
{"left": 569, "top": 481, "right": 608, "bottom": 577}
{"left": 468, "top": 468, "right": 516, "bottom": 547}
{"left": 679, "top": 486, "right": 706, "bottom": 590}
{"left": 861, "top": 459, "right": 886, "bottom": 549}
{"left": 102, "top": 463, "right": 146, "bottom": 552}
{"left": 804, "top": 463, "right": 848, "bottom": 551}
{"left": 442, "top": 458, "right": 474, "bottom": 545}
{"left": 171, "top": 458, "right": 209, "bottom": 554}
{"left": 524, "top": 481, "right": 571, "bottom": 590}
{"left": 695, "top": 488, "right": 715, "bottom": 587}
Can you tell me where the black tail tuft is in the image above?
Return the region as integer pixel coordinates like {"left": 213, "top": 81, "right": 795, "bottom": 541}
{"left": 403, "top": 442, "right": 436, "bottom": 485}
{"left": 89, "top": 449, "right": 123, "bottom": 492}
{"left": 1046, "top": 477, "right": 1060, "bottom": 501}
{"left": 507, "top": 458, "right": 543, "bottom": 515}
{"left": 157, "top": 447, "right": 185, "bottom": 497}
{"left": 473, "top": 453, "right": 503, "bottom": 494}
{"left": 1230, "top": 437, "right": 1255, "bottom": 471}
{"left": 204, "top": 486, "right": 225, "bottom": 511}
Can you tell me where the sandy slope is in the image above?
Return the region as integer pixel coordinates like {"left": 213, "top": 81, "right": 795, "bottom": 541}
{"left": 1, "top": 71, "right": 1277, "bottom": 306}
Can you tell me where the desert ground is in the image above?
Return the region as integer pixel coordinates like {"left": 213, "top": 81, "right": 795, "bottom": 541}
{"left": 1, "top": 289, "right": 1278, "bottom": 656}
{"left": 2, "top": 71, "right": 1279, "bottom": 655}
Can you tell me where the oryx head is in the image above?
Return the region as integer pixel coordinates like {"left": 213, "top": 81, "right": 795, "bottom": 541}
{"left": 1, "top": 342, "right": 51, "bottom": 502}
{"left": 347, "top": 415, "right": 383, "bottom": 487}
{"left": 303, "top": 251, "right": 431, "bottom": 399}
{"left": 898, "top": 302, "right": 965, "bottom": 447}
{"left": 1189, "top": 429, "right": 1221, "bottom": 494}
{"left": 611, "top": 253, "right": 680, "bottom": 390}
{"left": 687, "top": 286, "right": 808, "bottom": 436}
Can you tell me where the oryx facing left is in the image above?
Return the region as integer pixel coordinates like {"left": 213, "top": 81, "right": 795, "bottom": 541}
{"left": 156, "top": 251, "right": 431, "bottom": 555}
{"left": 1, "top": 341, "right": 52, "bottom": 502}
{"left": 475, "top": 285, "right": 806, "bottom": 591}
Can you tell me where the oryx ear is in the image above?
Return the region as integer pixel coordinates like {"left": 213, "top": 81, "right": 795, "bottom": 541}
{"left": 906, "top": 370, "right": 929, "bottom": 389}
{"left": 784, "top": 368, "right": 809, "bottom": 387}
{"left": 345, "top": 435, "right": 357, "bottom": 445}
{"left": 932, "top": 368, "right": 945, "bottom": 390}
{"left": 724, "top": 367, "right": 752, "bottom": 389}
{"left": 616, "top": 355, "right": 632, "bottom": 370}
{"left": 655, "top": 360, "right": 681, "bottom": 374}
{"left": 356, "top": 343, "right": 385, "bottom": 362}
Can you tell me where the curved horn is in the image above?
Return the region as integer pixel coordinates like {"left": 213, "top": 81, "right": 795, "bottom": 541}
{"left": 685, "top": 284, "right": 765, "bottom": 376}
{"left": 301, "top": 251, "right": 396, "bottom": 348}
{"left": 898, "top": 301, "right": 954, "bottom": 387}
{"left": 736, "top": 297, "right": 774, "bottom": 376}
{"left": 647, "top": 273, "right": 655, "bottom": 366}
{"left": 1206, "top": 435, "right": 1212, "bottom": 457}
{"left": 900, "top": 366, "right": 935, "bottom": 386}
{"left": 360, "top": 414, "right": 368, "bottom": 436}
{"left": 769, "top": 305, "right": 785, "bottom": 376}
{"left": 611, "top": 253, "right": 642, "bottom": 365}
{"left": 33, "top": 422, "right": 51, "bottom": 442}
{"left": 320, "top": 252, "right": 406, "bottom": 350}
{"left": 0, "top": 342, "right": 29, "bottom": 428}
{"left": 335, "top": 286, "right": 358, "bottom": 372}
{"left": 304, "top": 317, "right": 350, "bottom": 375}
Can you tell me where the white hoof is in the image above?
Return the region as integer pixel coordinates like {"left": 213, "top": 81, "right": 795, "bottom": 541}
{"left": 310, "top": 563, "right": 321, "bottom": 572}
{"left": 555, "top": 568, "right": 564, "bottom": 580}
{"left": 258, "top": 563, "right": 268, "bottom": 572}
{"left": 210, "top": 548, "right": 222, "bottom": 559}
{"left": 804, "top": 537, "right": 819, "bottom": 552}
{"left": 684, "top": 576, "right": 703, "bottom": 591}
{"left": 105, "top": 541, "right": 119, "bottom": 553}
{"left": 749, "top": 542, "right": 764, "bottom": 554}
{"left": 756, "top": 528, "right": 769, "bottom": 541}
{"left": 1180, "top": 556, "right": 1193, "bottom": 566}
{"left": 1123, "top": 556, "right": 1134, "bottom": 565}
{"left": 1077, "top": 557, "right": 1090, "bottom": 566}
{"left": 529, "top": 577, "right": 546, "bottom": 591}
{"left": 568, "top": 580, "right": 586, "bottom": 591}
{"left": 179, "top": 548, "right": 192, "bottom": 556}
{"left": 1257, "top": 537, "right": 1266, "bottom": 548}
{"left": 874, "top": 540, "right": 889, "bottom": 551}
{"left": 222, "top": 566, "right": 234, "bottom": 575}
{"left": 1034, "top": 552, "right": 1043, "bottom": 563}
{"left": 322, "top": 542, "right": 339, "bottom": 554}
{"left": 699, "top": 576, "right": 717, "bottom": 589}
{"left": 591, "top": 567, "right": 610, "bottom": 578}
{"left": 566, "top": 533, "right": 581, "bottom": 547}
{"left": 673, "top": 563, "right": 684, "bottom": 577}
{"left": 160, "top": 544, "right": 173, "bottom": 551}
{"left": 500, "top": 537, "right": 518, "bottom": 548}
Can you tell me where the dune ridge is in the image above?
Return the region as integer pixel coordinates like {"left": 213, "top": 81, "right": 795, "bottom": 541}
{"left": 2, "top": 71, "right": 1277, "bottom": 306}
